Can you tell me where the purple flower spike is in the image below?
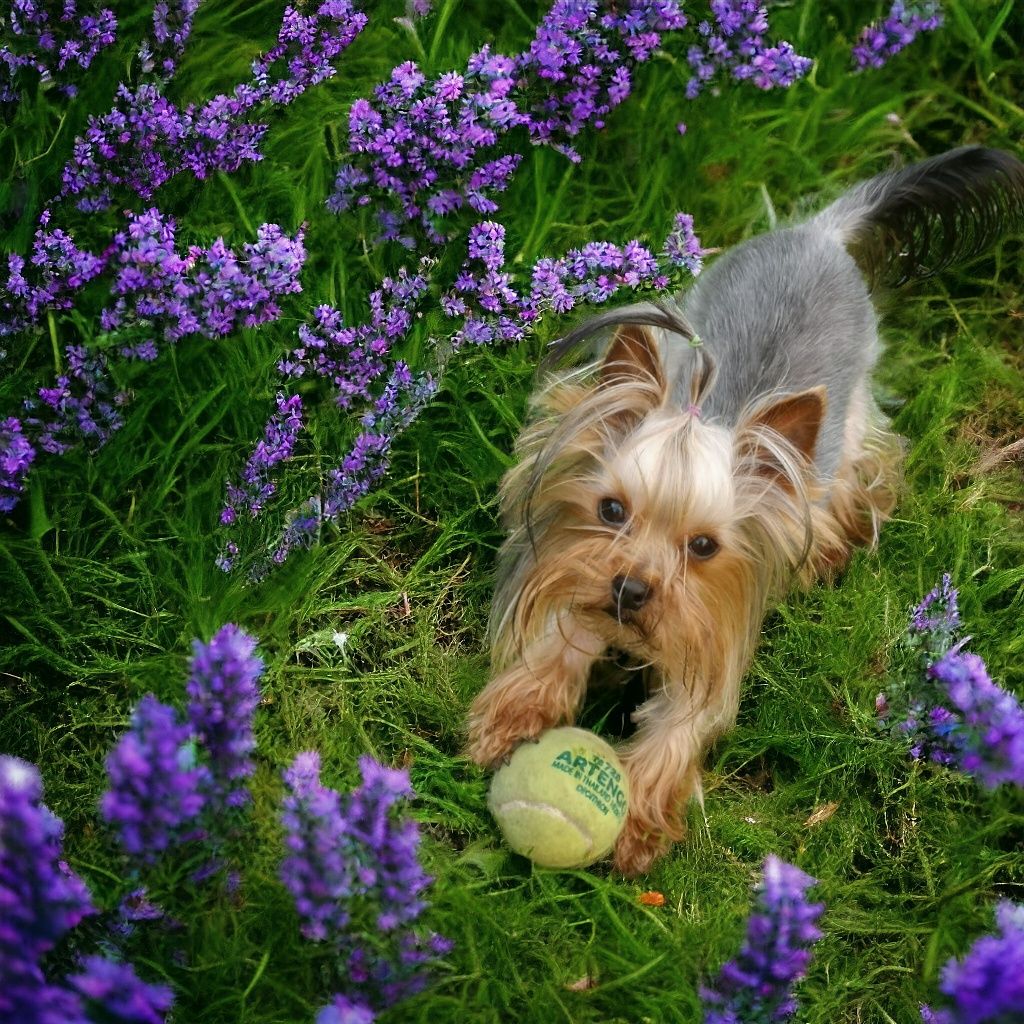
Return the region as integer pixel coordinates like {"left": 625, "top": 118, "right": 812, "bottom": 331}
{"left": 66, "top": 955, "right": 174, "bottom": 1024}
{"left": 879, "top": 576, "right": 1024, "bottom": 788}
{"left": 0, "top": 756, "right": 95, "bottom": 1018}
{"left": 58, "top": 1, "right": 366, "bottom": 211}
{"left": 146, "top": 0, "right": 202, "bottom": 76}
{"left": 317, "top": 994, "right": 376, "bottom": 1024}
{"left": 920, "top": 901, "right": 1024, "bottom": 1023}
{"left": 1, "top": 417, "right": 37, "bottom": 513}
{"left": 701, "top": 856, "right": 824, "bottom": 1024}
{"left": 1, "top": 0, "right": 117, "bottom": 105}
{"left": 281, "top": 751, "right": 356, "bottom": 942}
{"left": 664, "top": 212, "right": 706, "bottom": 275}
{"left": 280, "top": 752, "right": 449, "bottom": 1011}
{"left": 852, "top": 1, "right": 943, "bottom": 71}
{"left": 186, "top": 624, "right": 264, "bottom": 811}
{"left": 910, "top": 572, "right": 960, "bottom": 643}
{"left": 101, "top": 695, "right": 209, "bottom": 863}
{"left": 684, "top": 1, "right": 811, "bottom": 100}
{"left": 926, "top": 650, "right": 1024, "bottom": 789}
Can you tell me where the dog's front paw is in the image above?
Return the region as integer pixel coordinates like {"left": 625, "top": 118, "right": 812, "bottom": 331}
{"left": 464, "top": 723, "right": 520, "bottom": 769}
{"left": 612, "top": 815, "right": 672, "bottom": 876}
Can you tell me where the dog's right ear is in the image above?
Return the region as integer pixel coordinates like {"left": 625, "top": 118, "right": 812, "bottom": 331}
{"left": 600, "top": 324, "right": 666, "bottom": 394}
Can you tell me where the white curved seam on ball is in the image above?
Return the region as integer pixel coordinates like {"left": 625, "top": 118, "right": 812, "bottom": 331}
{"left": 492, "top": 799, "right": 595, "bottom": 854}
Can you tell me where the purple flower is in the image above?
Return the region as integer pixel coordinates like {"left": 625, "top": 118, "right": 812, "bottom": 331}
{"left": 0, "top": 416, "right": 36, "bottom": 512}
{"left": 1, "top": 0, "right": 117, "bottom": 105}
{"left": 878, "top": 577, "right": 1024, "bottom": 788}
{"left": 852, "top": 2, "right": 943, "bottom": 71}
{"left": 186, "top": 624, "right": 264, "bottom": 811}
{"left": 100, "top": 695, "right": 209, "bottom": 864}
{"left": 102, "top": 210, "right": 306, "bottom": 348}
{"left": 328, "top": 0, "right": 685, "bottom": 241}
{"left": 281, "top": 751, "right": 355, "bottom": 943}
{"left": 0, "top": 756, "right": 95, "bottom": 1019}
{"left": 700, "top": 856, "right": 824, "bottom": 1023}
{"left": 145, "top": 0, "right": 201, "bottom": 76}
{"left": 58, "top": 2, "right": 367, "bottom": 211}
{"left": 280, "top": 752, "right": 448, "bottom": 1011}
{"left": 223, "top": 393, "right": 304, "bottom": 522}
{"left": 317, "top": 995, "right": 376, "bottom": 1024}
{"left": 926, "top": 650, "right": 1024, "bottom": 788}
{"left": 910, "top": 572, "right": 960, "bottom": 639}
{"left": 684, "top": 0, "right": 811, "bottom": 100}
{"left": 1, "top": 219, "right": 105, "bottom": 337}
{"left": 66, "top": 955, "right": 174, "bottom": 1024}
{"left": 920, "top": 902, "right": 1024, "bottom": 1023}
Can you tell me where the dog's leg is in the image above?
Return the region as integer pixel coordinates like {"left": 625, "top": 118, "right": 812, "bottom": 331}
{"left": 466, "top": 617, "right": 604, "bottom": 768}
{"left": 612, "top": 679, "right": 737, "bottom": 876}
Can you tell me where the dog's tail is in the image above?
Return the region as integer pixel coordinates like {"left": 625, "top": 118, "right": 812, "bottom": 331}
{"left": 813, "top": 145, "right": 1024, "bottom": 287}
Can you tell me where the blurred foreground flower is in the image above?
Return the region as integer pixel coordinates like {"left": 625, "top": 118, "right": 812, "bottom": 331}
{"left": 920, "top": 901, "right": 1024, "bottom": 1023}
{"left": 700, "top": 856, "right": 824, "bottom": 1024}
{"left": 101, "top": 624, "right": 265, "bottom": 863}
{"left": 1, "top": 755, "right": 172, "bottom": 1022}
{"left": 281, "top": 752, "right": 450, "bottom": 1017}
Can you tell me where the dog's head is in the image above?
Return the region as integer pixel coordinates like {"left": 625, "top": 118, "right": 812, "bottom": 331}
{"left": 492, "top": 320, "right": 830, "bottom": 695}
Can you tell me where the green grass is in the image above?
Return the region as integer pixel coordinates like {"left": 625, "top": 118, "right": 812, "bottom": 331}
{"left": 2, "top": 1, "right": 1024, "bottom": 1021}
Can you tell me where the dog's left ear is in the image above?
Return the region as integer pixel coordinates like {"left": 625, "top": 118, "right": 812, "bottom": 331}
{"left": 600, "top": 324, "right": 666, "bottom": 393}
{"left": 751, "top": 388, "right": 826, "bottom": 460}
{"left": 739, "top": 387, "right": 826, "bottom": 480}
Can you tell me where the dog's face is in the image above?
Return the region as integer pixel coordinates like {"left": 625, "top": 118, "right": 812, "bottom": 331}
{"left": 492, "top": 324, "right": 827, "bottom": 693}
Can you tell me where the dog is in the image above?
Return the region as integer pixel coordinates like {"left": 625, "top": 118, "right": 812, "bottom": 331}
{"left": 466, "top": 146, "right": 1024, "bottom": 875}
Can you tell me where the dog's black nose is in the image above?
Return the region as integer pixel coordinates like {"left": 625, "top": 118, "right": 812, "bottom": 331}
{"left": 612, "top": 575, "right": 652, "bottom": 612}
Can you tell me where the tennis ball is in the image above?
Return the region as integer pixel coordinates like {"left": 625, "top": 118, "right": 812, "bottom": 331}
{"left": 488, "top": 727, "right": 629, "bottom": 869}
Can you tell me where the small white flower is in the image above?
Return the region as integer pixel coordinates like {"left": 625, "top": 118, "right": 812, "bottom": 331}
{"left": 332, "top": 631, "right": 349, "bottom": 653}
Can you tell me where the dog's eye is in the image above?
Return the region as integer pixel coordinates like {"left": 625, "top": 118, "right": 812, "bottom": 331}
{"left": 688, "top": 534, "right": 719, "bottom": 559}
{"left": 598, "top": 497, "right": 628, "bottom": 526}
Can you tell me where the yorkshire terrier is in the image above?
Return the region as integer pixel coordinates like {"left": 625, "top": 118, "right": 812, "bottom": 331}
{"left": 466, "top": 146, "right": 1024, "bottom": 875}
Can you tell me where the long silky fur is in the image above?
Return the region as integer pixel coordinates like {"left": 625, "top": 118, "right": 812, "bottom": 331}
{"left": 815, "top": 145, "right": 1024, "bottom": 287}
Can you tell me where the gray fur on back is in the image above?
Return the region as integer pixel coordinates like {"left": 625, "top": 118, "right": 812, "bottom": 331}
{"left": 542, "top": 147, "right": 1024, "bottom": 485}
{"left": 666, "top": 225, "right": 878, "bottom": 482}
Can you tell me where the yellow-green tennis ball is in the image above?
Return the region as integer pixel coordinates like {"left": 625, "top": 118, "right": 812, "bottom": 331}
{"left": 488, "top": 727, "right": 629, "bottom": 869}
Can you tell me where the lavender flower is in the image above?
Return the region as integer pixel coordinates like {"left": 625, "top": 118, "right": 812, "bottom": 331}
{"left": 0, "top": 416, "right": 35, "bottom": 512}
{"left": 58, "top": 1, "right": 367, "bottom": 211}
{"left": 186, "top": 624, "right": 264, "bottom": 811}
{"left": 66, "top": 955, "right": 174, "bottom": 1024}
{"left": 878, "top": 577, "right": 1024, "bottom": 788}
{"left": 1, "top": 216, "right": 105, "bottom": 338}
{"left": 281, "top": 751, "right": 355, "bottom": 943}
{"left": 925, "top": 650, "right": 1024, "bottom": 788}
{"left": 101, "top": 695, "right": 209, "bottom": 864}
{"left": 317, "top": 995, "right": 376, "bottom": 1024}
{"left": 280, "top": 752, "right": 448, "bottom": 1012}
{"left": 852, "top": 2, "right": 943, "bottom": 71}
{"left": 222, "top": 393, "right": 304, "bottom": 523}
{"left": 101, "top": 210, "right": 306, "bottom": 347}
{"left": 920, "top": 902, "right": 1024, "bottom": 1023}
{"left": 328, "top": 1, "right": 685, "bottom": 242}
{"left": 700, "top": 856, "right": 824, "bottom": 1024}
{"left": 910, "top": 572, "right": 960, "bottom": 645}
{"left": 664, "top": 212, "right": 706, "bottom": 275}
{"left": 1, "top": 0, "right": 117, "bottom": 104}
{"left": 0, "top": 756, "right": 95, "bottom": 1018}
{"left": 684, "top": 1, "right": 811, "bottom": 100}
{"left": 145, "top": 0, "right": 202, "bottom": 76}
